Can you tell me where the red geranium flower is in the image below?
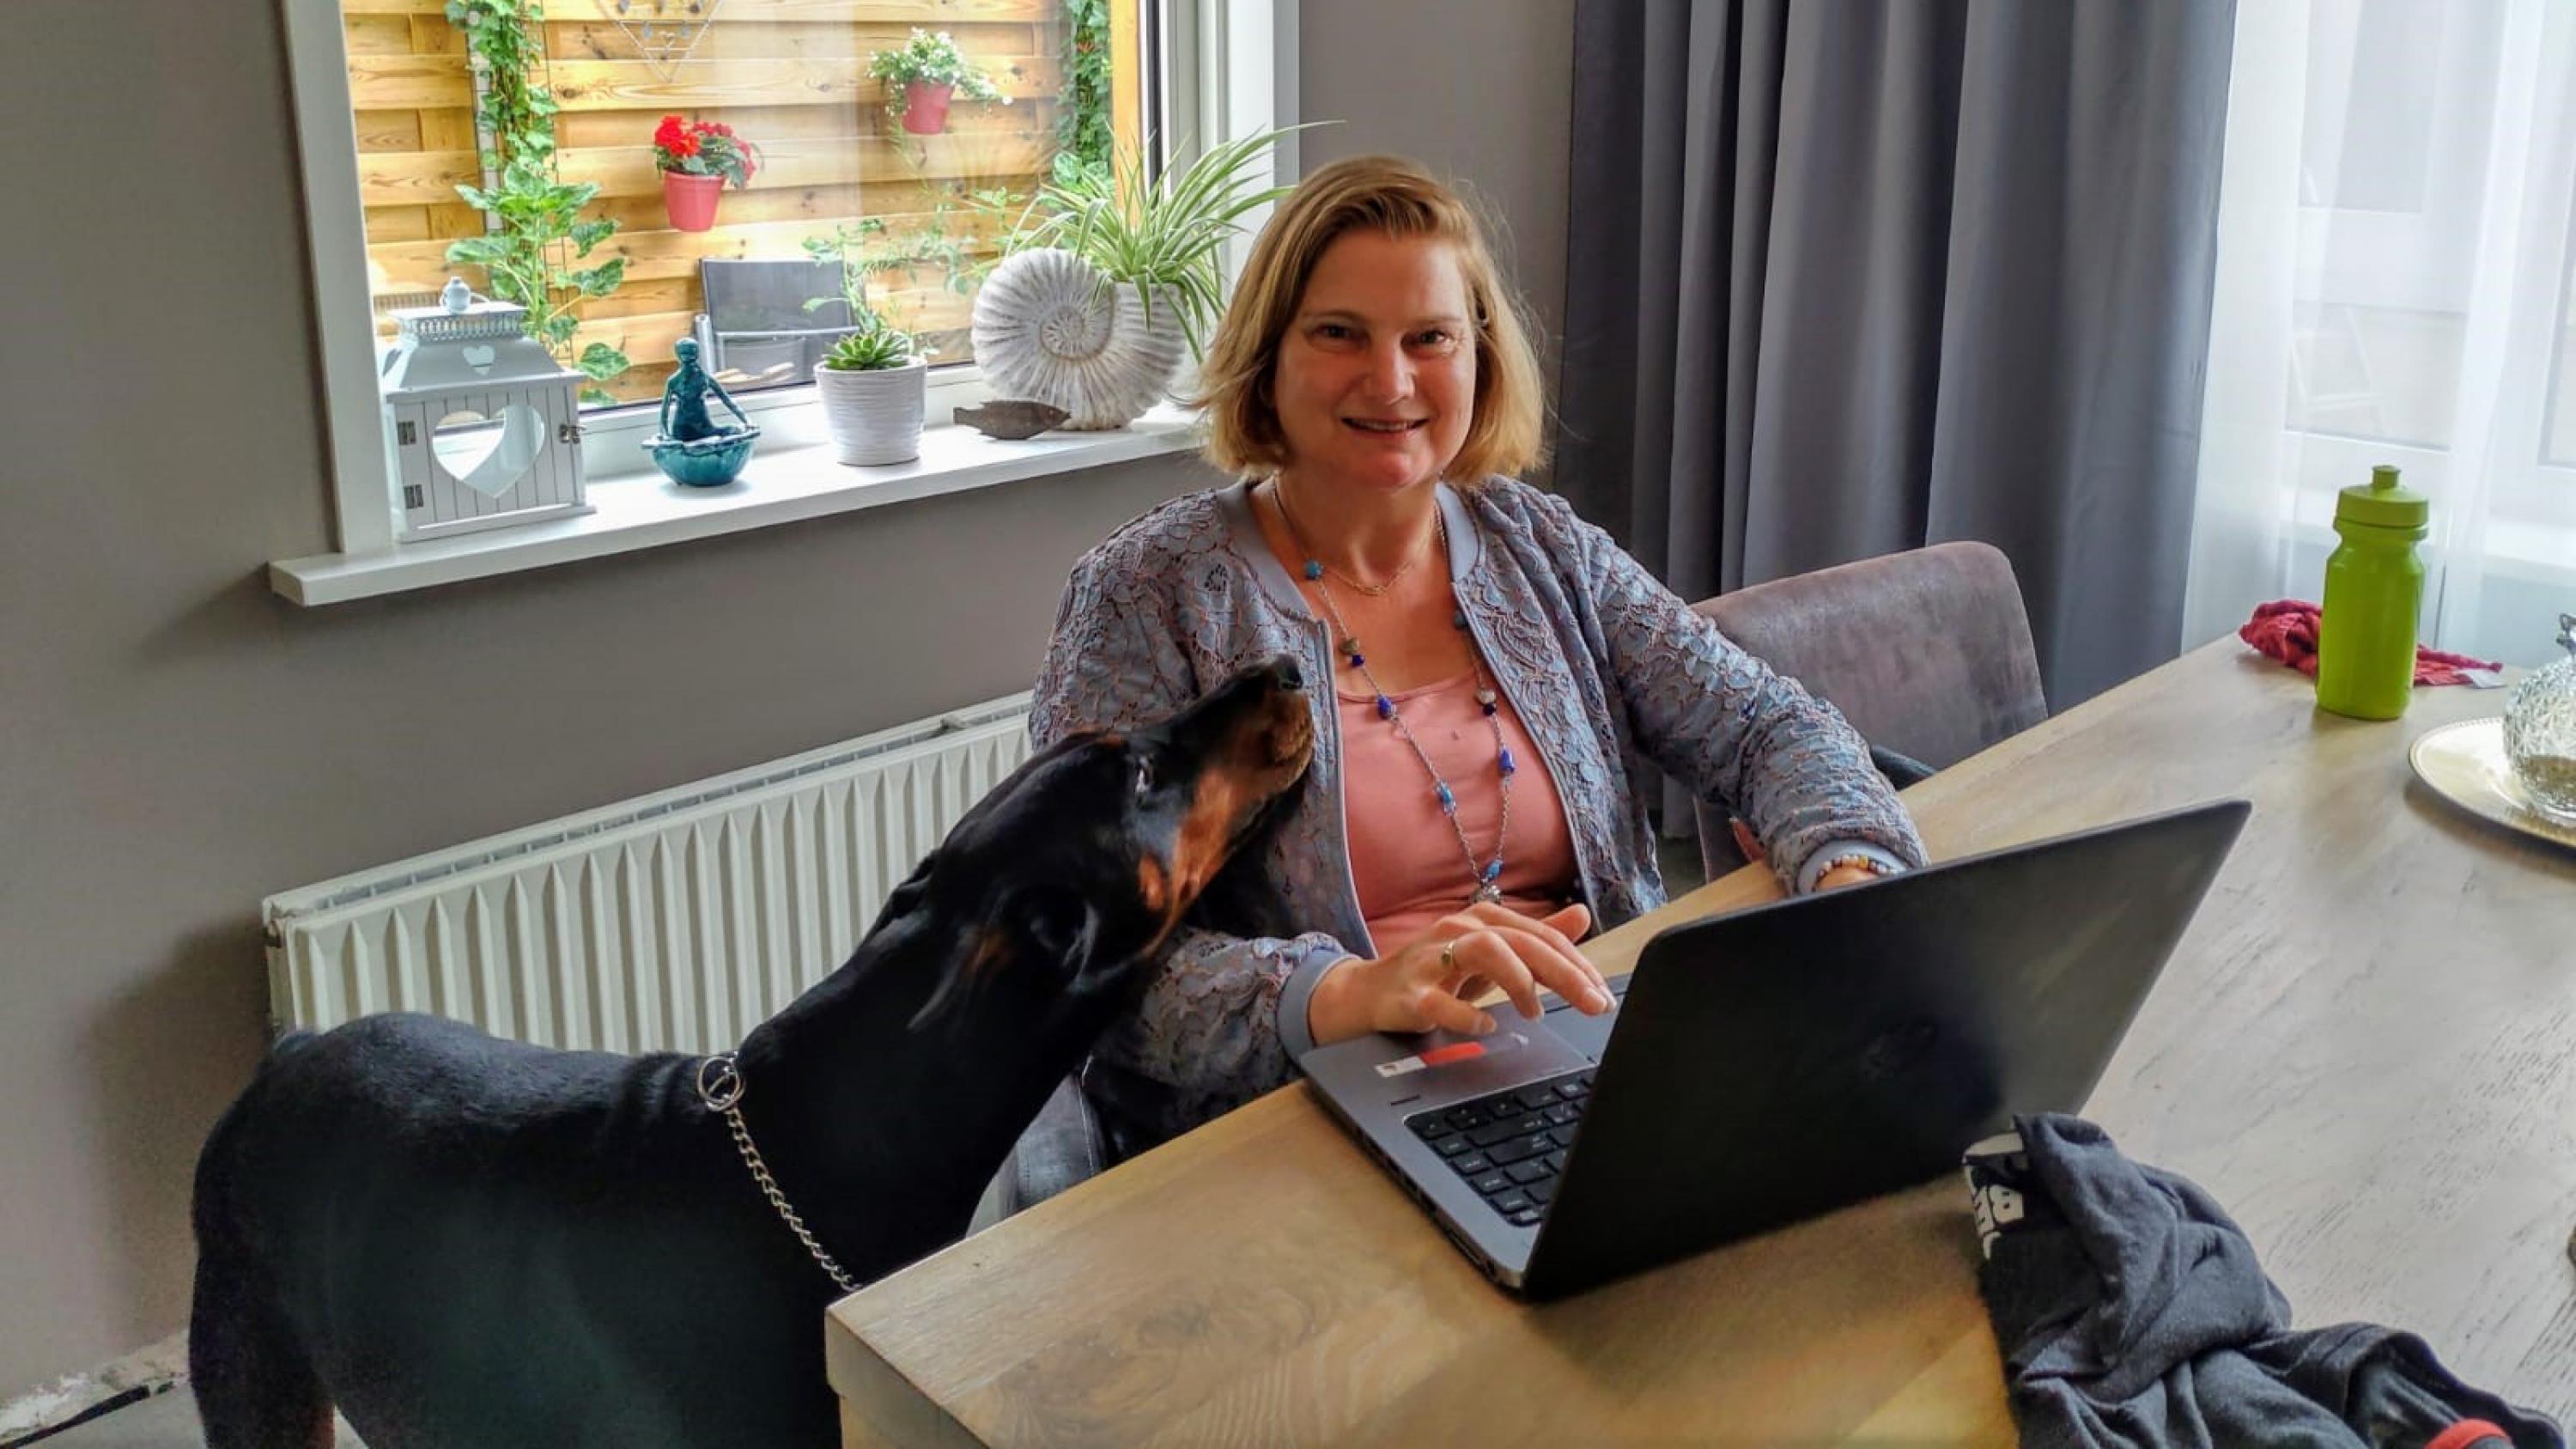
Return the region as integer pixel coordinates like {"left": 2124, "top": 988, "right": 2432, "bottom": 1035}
{"left": 652, "top": 113, "right": 758, "bottom": 188}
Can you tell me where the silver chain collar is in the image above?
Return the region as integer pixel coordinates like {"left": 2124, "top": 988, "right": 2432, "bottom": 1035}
{"left": 696, "top": 1053, "right": 859, "bottom": 1295}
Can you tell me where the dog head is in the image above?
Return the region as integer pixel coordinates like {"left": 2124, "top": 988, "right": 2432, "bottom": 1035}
{"left": 894, "top": 655, "right": 1314, "bottom": 1032}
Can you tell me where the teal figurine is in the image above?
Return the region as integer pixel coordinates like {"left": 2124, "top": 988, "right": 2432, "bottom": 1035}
{"left": 645, "top": 337, "right": 761, "bottom": 487}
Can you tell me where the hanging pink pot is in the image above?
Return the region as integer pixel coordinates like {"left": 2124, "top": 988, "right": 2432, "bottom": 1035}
{"left": 902, "top": 81, "right": 955, "bottom": 136}
{"left": 661, "top": 171, "right": 722, "bottom": 232}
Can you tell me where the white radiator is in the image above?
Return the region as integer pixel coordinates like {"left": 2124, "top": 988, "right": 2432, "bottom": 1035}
{"left": 263, "top": 694, "right": 1035, "bottom": 1054}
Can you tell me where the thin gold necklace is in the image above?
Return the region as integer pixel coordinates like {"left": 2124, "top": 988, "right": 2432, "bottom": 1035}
{"left": 1272, "top": 479, "right": 1435, "bottom": 598}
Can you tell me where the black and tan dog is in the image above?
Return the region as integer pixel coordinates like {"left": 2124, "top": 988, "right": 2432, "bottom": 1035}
{"left": 188, "top": 657, "right": 1312, "bottom": 1449}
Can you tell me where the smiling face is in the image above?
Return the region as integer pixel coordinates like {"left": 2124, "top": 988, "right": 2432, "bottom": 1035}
{"left": 1271, "top": 229, "right": 1479, "bottom": 496}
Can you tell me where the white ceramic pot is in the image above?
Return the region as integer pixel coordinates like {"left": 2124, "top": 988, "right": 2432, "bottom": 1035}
{"left": 814, "top": 356, "right": 928, "bottom": 465}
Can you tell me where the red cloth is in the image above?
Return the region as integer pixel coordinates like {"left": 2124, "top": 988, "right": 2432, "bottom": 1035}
{"left": 2423, "top": 1421, "right": 2512, "bottom": 1449}
{"left": 2237, "top": 600, "right": 2500, "bottom": 686}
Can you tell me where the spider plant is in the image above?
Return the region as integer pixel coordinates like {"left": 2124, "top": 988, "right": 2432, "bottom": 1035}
{"left": 1001, "top": 124, "right": 1325, "bottom": 354}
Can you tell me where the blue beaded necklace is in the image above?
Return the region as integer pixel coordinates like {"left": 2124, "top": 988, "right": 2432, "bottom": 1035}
{"left": 1274, "top": 483, "right": 1516, "bottom": 904}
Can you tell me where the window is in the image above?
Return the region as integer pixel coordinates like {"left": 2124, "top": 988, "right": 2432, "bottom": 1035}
{"left": 341, "top": 0, "right": 1137, "bottom": 408}
{"left": 281, "top": 0, "right": 1289, "bottom": 567}
{"left": 2187, "top": 0, "right": 2576, "bottom": 667}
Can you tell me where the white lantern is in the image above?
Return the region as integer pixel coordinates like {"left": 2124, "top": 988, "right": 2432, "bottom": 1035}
{"left": 381, "top": 282, "right": 590, "bottom": 541}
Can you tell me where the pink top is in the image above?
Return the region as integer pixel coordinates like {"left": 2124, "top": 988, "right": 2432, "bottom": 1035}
{"left": 1338, "top": 670, "right": 1579, "bottom": 953}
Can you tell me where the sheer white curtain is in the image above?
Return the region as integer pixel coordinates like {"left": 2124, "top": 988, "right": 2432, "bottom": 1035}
{"left": 2184, "top": 0, "right": 2576, "bottom": 668}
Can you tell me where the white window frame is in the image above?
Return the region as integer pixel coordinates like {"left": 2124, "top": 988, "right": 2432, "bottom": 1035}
{"left": 273, "top": 0, "right": 1293, "bottom": 600}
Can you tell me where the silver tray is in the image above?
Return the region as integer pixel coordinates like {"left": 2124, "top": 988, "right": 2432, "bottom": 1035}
{"left": 2407, "top": 716, "right": 2576, "bottom": 852}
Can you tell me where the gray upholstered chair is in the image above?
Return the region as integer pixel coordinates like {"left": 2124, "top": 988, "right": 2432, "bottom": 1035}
{"left": 974, "top": 1075, "right": 1106, "bottom": 1231}
{"left": 1690, "top": 541, "right": 2048, "bottom": 879}
{"left": 692, "top": 258, "right": 861, "bottom": 390}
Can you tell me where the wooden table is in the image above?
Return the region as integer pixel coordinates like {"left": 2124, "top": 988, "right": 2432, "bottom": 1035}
{"left": 828, "top": 641, "right": 2576, "bottom": 1445}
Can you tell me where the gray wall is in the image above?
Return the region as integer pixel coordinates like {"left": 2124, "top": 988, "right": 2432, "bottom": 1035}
{"left": 0, "top": 0, "right": 1572, "bottom": 1397}
{"left": 1300, "top": 0, "right": 1575, "bottom": 411}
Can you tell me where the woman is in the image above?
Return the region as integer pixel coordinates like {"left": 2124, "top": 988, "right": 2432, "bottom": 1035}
{"left": 1031, "top": 155, "right": 1924, "bottom": 1155}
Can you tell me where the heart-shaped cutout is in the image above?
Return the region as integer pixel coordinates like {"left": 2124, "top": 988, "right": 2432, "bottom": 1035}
{"left": 460, "top": 344, "right": 498, "bottom": 374}
{"left": 429, "top": 405, "right": 548, "bottom": 499}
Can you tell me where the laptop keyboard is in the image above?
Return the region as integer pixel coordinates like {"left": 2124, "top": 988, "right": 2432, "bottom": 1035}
{"left": 1403, "top": 1070, "right": 1594, "bottom": 1227}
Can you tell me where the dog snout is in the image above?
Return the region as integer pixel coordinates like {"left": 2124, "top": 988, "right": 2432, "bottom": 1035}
{"left": 1248, "top": 659, "right": 1314, "bottom": 767}
{"left": 1265, "top": 700, "right": 1315, "bottom": 767}
{"left": 1165, "top": 659, "right": 1315, "bottom": 777}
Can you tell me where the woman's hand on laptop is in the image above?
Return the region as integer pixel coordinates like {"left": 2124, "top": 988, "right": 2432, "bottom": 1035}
{"left": 1308, "top": 903, "right": 1612, "bottom": 1045}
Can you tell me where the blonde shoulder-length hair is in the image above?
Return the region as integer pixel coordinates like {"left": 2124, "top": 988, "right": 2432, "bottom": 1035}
{"left": 1187, "top": 155, "right": 1548, "bottom": 485}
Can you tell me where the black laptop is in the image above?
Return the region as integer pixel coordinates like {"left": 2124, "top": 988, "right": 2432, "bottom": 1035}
{"left": 1296, "top": 798, "right": 2251, "bottom": 1299}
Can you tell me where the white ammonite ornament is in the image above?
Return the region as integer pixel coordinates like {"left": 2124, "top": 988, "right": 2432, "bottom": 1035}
{"left": 970, "top": 248, "right": 1188, "bottom": 430}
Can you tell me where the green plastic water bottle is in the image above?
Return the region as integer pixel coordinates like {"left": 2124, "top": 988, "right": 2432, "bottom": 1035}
{"left": 2314, "top": 464, "right": 2428, "bottom": 721}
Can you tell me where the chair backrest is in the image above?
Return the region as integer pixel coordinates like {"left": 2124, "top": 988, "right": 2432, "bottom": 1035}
{"left": 694, "top": 258, "right": 857, "bottom": 389}
{"left": 1689, "top": 540, "right": 2047, "bottom": 876}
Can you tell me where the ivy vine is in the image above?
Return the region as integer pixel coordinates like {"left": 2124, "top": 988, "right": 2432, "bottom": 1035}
{"left": 1060, "top": 0, "right": 1114, "bottom": 174}
{"left": 441, "top": 0, "right": 629, "bottom": 399}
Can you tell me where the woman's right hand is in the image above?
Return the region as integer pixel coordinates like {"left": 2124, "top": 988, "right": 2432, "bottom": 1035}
{"left": 1308, "top": 903, "right": 1611, "bottom": 1045}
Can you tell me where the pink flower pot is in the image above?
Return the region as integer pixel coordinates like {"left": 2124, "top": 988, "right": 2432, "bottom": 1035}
{"left": 902, "top": 81, "right": 955, "bottom": 136}
{"left": 661, "top": 171, "right": 722, "bottom": 232}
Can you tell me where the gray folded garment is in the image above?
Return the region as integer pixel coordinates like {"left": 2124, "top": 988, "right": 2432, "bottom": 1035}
{"left": 1964, "top": 1114, "right": 2564, "bottom": 1449}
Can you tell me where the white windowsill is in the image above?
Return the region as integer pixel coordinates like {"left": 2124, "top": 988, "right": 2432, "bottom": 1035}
{"left": 269, "top": 402, "right": 1203, "bottom": 606}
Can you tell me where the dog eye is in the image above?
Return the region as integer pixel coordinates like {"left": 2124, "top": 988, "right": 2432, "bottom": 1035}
{"left": 1133, "top": 757, "right": 1156, "bottom": 797}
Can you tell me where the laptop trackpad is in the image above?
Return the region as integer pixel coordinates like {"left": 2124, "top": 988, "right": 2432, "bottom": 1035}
{"left": 1543, "top": 975, "right": 1629, "bottom": 1060}
{"left": 1303, "top": 1020, "right": 1595, "bottom": 1111}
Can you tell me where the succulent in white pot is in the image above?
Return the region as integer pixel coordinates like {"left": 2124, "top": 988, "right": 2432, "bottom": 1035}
{"left": 814, "top": 321, "right": 927, "bottom": 466}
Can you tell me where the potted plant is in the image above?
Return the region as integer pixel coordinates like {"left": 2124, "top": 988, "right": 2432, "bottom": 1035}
{"left": 814, "top": 318, "right": 929, "bottom": 465}
{"left": 653, "top": 115, "right": 759, "bottom": 232}
{"left": 972, "top": 127, "right": 1307, "bottom": 428}
{"left": 443, "top": 0, "right": 629, "bottom": 399}
{"left": 866, "top": 29, "right": 1007, "bottom": 137}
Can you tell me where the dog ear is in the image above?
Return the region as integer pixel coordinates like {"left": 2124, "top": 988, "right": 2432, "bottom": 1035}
{"left": 903, "top": 886, "right": 1103, "bottom": 1032}
{"left": 905, "top": 924, "right": 1003, "bottom": 1032}
{"left": 869, "top": 849, "right": 943, "bottom": 938}
{"left": 1017, "top": 885, "right": 1104, "bottom": 986}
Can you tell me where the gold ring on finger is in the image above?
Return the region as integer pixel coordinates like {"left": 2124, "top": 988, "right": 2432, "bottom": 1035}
{"left": 1440, "top": 939, "right": 1458, "bottom": 971}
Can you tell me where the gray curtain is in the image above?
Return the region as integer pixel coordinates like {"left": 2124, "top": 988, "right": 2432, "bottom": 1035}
{"left": 1555, "top": 0, "right": 2237, "bottom": 714}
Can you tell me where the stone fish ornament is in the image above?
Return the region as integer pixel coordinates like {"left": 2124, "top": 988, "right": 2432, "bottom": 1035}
{"left": 969, "top": 248, "right": 1186, "bottom": 430}
{"left": 952, "top": 400, "right": 1072, "bottom": 440}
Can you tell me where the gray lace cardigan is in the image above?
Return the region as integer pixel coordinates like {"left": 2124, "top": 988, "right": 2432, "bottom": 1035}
{"left": 1030, "top": 476, "right": 1925, "bottom": 1147}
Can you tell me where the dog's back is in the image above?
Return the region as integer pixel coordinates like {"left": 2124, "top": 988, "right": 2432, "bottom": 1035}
{"left": 191, "top": 1015, "right": 822, "bottom": 1449}
{"left": 191, "top": 1031, "right": 331, "bottom": 1447}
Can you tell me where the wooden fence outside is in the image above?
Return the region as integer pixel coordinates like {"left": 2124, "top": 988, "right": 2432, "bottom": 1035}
{"left": 344, "top": 0, "right": 1115, "bottom": 405}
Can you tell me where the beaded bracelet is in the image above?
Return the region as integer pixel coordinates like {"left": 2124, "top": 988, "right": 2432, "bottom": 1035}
{"left": 1814, "top": 853, "right": 1898, "bottom": 880}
